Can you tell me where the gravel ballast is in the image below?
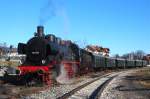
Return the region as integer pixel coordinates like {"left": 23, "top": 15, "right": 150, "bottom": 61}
{"left": 100, "top": 68, "right": 150, "bottom": 99}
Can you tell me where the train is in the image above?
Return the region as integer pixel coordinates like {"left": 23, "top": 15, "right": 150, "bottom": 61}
{"left": 14, "top": 26, "right": 148, "bottom": 85}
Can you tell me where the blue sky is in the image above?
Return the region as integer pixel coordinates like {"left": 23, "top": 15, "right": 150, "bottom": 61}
{"left": 0, "top": 0, "right": 149, "bottom": 55}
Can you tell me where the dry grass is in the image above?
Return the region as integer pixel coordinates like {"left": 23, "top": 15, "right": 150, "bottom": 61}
{"left": 139, "top": 81, "right": 150, "bottom": 87}
{"left": 18, "top": 86, "right": 44, "bottom": 96}
{"left": 0, "top": 61, "right": 21, "bottom": 67}
{"left": 135, "top": 67, "right": 150, "bottom": 88}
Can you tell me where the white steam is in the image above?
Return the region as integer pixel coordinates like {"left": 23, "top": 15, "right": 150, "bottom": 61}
{"left": 56, "top": 63, "right": 78, "bottom": 84}
{"left": 56, "top": 64, "right": 70, "bottom": 84}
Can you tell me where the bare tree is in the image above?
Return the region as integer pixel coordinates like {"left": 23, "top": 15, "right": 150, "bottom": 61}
{"left": 134, "top": 50, "right": 145, "bottom": 60}
{"left": 113, "top": 54, "right": 120, "bottom": 58}
{"left": 121, "top": 50, "right": 146, "bottom": 60}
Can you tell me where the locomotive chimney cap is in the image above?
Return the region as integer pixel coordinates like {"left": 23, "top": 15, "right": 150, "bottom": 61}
{"left": 36, "top": 26, "right": 44, "bottom": 37}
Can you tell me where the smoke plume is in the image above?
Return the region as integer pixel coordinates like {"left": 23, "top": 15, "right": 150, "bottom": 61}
{"left": 39, "top": 0, "right": 69, "bottom": 33}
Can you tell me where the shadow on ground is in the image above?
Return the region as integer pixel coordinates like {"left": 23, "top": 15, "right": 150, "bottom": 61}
{"left": 124, "top": 75, "right": 150, "bottom": 81}
{"left": 115, "top": 85, "right": 150, "bottom": 91}
{"left": 114, "top": 75, "right": 150, "bottom": 92}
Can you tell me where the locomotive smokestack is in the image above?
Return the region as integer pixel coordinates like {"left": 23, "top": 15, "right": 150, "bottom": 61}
{"left": 37, "top": 26, "right": 44, "bottom": 37}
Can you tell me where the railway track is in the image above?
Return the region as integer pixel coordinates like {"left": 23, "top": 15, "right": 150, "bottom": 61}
{"left": 57, "top": 72, "right": 120, "bottom": 99}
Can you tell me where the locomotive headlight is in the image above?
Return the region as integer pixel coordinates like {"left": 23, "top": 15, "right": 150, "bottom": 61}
{"left": 42, "top": 60, "right": 46, "bottom": 64}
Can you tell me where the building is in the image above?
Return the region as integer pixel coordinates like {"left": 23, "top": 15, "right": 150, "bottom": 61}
{"left": 0, "top": 46, "right": 9, "bottom": 55}
{"left": 85, "top": 45, "right": 110, "bottom": 56}
{"left": 144, "top": 54, "right": 150, "bottom": 61}
{"left": 0, "top": 45, "right": 17, "bottom": 56}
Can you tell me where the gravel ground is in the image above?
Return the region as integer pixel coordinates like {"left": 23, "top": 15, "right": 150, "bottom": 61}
{"left": 23, "top": 71, "right": 110, "bottom": 99}
{"left": 0, "top": 70, "right": 109, "bottom": 99}
{"left": 0, "top": 68, "right": 146, "bottom": 99}
{"left": 68, "top": 73, "right": 118, "bottom": 99}
{"left": 100, "top": 67, "right": 150, "bottom": 99}
{"left": 0, "top": 68, "right": 113, "bottom": 99}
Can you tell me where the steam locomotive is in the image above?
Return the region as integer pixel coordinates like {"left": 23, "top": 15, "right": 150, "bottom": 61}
{"left": 17, "top": 26, "right": 80, "bottom": 84}
{"left": 16, "top": 26, "right": 148, "bottom": 85}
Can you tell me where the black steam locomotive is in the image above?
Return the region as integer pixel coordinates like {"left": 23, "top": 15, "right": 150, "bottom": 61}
{"left": 17, "top": 26, "right": 81, "bottom": 84}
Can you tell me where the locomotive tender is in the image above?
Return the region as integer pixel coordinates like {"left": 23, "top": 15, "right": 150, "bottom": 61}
{"left": 16, "top": 26, "right": 148, "bottom": 84}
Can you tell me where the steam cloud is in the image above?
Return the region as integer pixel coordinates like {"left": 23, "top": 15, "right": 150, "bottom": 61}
{"left": 56, "top": 64, "right": 77, "bottom": 84}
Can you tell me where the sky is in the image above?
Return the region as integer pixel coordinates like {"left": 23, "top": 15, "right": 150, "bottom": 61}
{"left": 0, "top": 0, "right": 149, "bottom": 55}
